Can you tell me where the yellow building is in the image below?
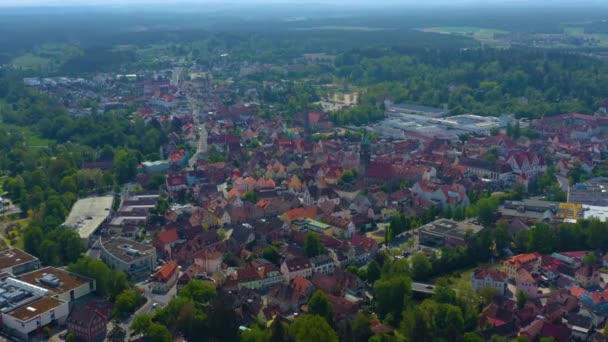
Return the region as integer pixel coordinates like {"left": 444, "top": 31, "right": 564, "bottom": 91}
{"left": 557, "top": 202, "right": 583, "bottom": 222}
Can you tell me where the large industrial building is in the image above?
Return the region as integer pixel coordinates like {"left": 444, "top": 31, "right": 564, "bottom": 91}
{"left": 0, "top": 257, "right": 95, "bottom": 340}
{"left": 371, "top": 112, "right": 511, "bottom": 140}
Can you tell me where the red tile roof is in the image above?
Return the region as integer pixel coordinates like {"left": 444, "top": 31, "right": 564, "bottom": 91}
{"left": 152, "top": 261, "right": 178, "bottom": 283}
{"left": 284, "top": 207, "right": 318, "bottom": 222}
{"left": 156, "top": 228, "right": 179, "bottom": 245}
{"left": 473, "top": 268, "right": 507, "bottom": 282}
{"left": 351, "top": 234, "right": 377, "bottom": 252}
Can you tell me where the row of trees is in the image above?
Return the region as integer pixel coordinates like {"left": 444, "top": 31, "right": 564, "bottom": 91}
{"left": 131, "top": 280, "right": 238, "bottom": 342}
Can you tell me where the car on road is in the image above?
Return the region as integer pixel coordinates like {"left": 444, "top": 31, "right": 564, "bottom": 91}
{"left": 425, "top": 285, "right": 434, "bottom": 289}
{"left": 152, "top": 302, "right": 159, "bottom": 309}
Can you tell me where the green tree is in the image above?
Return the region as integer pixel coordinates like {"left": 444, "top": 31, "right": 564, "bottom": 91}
{"left": 374, "top": 275, "right": 411, "bottom": 323}
{"left": 463, "top": 332, "right": 484, "bottom": 342}
{"left": 270, "top": 320, "right": 288, "bottom": 342}
{"left": 180, "top": 280, "right": 216, "bottom": 303}
{"left": 516, "top": 290, "right": 528, "bottom": 309}
{"left": 308, "top": 290, "right": 333, "bottom": 323}
{"left": 305, "top": 232, "right": 323, "bottom": 258}
{"left": 366, "top": 260, "right": 382, "bottom": 284}
{"left": 131, "top": 314, "right": 153, "bottom": 335}
{"left": 147, "top": 323, "right": 172, "bottom": 342}
{"left": 107, "top": 321, "right": 127, "bottom": 342}
{"left": 68, "top": 257, "right": 129, "bottom": 299}
{"left": 411, "top": 253, "right": 432, "bottom": 281}
{"left": 113, "top": 148, "right": 138, "bottom": 184}
{"left": 583, "top": 253, "right": 597, "bottom": 265}
{"left": 289, "top": 315, "right": 338, "bottom": 342}
{"left": 262, "top": 246, "right": 281, "bottom": 264}
{"left": 479, "top": 286, "right": 498, "bottom": 305}
{"left": 113, "top": 289, "right": 145, "bottom": 319}
{"left": 493, "top": 220, "right": 511, "bottom": 252}
{"left": 352, "top": 312, "right": 373, "bottom": 342}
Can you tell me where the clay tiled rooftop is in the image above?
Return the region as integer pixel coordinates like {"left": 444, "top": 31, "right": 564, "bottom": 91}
{"left": 19, "top": 267, "right": 91, "bottom": 295}
{"left": 151, "top": 261, "right": 178, "bottom": 283}
{"left": 8, "top": 296, "right": 64, "bottom": 321}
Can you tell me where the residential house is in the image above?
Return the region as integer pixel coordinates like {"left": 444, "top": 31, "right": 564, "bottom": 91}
{"left": 565, "top": 313, "right": 594, "bottom": 341}
{"left": 280, "top": 257, "right": 313, "bottom": 281}
{"left": 150, "top": 260, "right": 179, "bottom": 293}
{"left": 266, "top": 275, "right": 315, "bottom": 312}
{"left": 166, "top": 174, "right": 187, "bottom": 193}
{"left": 235, "top": 259, "right": 283, "bottom": 290}
{"left": 502, "top": 253, "right": 542, "bottom": 280}
{"left": 192, "top": 249, "right": 224, "bottom": 274}
{"left": 471, "top": 269, "right": 508, "bottom": 296}
{"left": 153, "top": 228, "right": 180, "bottom": 260}
{"left": 516, "top": 268, "right": 539, "bottom": 298}
{"left": 411, "top": 180, "right": 469, "bottom": 208}
{"left": 310, "top": 255, "right": 335, "bottom": 275}
{"left": 575, "top": 264, "right": 601, "bottom": 288}
{"left": 350, "top": 234, "right": 379, "bottom": 259}
{"left": 66, "top": 306, "right": 107, "bottom": 342}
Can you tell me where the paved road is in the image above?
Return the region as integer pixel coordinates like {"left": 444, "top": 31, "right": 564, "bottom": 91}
{"left": 412, "top": 282, "right": 436, "bottom": 294}
{"left": 557, "top": 175, "right": 569, "bottom": 197}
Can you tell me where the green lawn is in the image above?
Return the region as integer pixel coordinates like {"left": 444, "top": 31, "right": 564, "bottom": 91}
{"left": 11, "top": 54, "right": 51, "bottom": 70}
{"left": 564, "top": 27, "right": 585, "bottom": 36}
{"left": 421, "top": 26, "right": 508, "bottom": 40}
{"left": 11, "top": 43, "right": 82, "bottom": 71}
{"left": 0, "top": 124, "right": 55, "bottom": 148}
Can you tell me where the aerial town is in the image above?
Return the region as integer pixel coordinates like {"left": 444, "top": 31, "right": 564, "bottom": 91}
{"left": 3, "top": 58, "right": 608, "bottom": 342}
{"left": 4, "top": 2, "right": 608, "bottom": 341}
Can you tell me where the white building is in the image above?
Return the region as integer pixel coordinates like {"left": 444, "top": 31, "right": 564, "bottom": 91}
{"left": 280, "top": 257, "right": 313, "bottom": 281}
{"left": 3, "top": 297, "right": 70, "bottom": 340}
{"left": 471, "top": 269, "right": 508, "bottom": 296}
{"left": 310, "top": 255, "right": 335, "bottom": 275}
{"left": 19, "top": 267, "right": 96, "bottom": 303}
{"left": 100, "top": 237, "right": 156, "bottom": 280}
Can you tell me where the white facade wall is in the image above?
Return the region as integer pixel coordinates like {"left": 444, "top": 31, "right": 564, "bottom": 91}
{"left": 3, "top": 301, "right": 69, "bottom": 339}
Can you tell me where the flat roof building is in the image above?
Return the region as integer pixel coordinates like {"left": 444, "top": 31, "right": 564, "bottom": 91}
{"left": 64, "top": 196, "right": 114, "bottom": 243}
{"left": 19, "top": 267, "right": 95, "bottom": 303}
{"left": 569, "top": 180, "right": 608, "bottom": 206}
{"left": 583, "top": 205, "right": 608, "bottom": 222}
{"left": 99, "top": 237, "right": 156, "bottom": 280}
{"left": 3, "top": 296, "right": 69, "bottom": 340}
{"left": 0, "top": 277, "right": 69, "bottom": 340}
{"left": 0, "top": 248, "right": 41, "bottom": 276}
{"left": 418, "top": 219, "right": 484, "bottom": 247}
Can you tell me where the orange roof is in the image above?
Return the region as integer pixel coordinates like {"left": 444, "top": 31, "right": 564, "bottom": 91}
{"left": 569, "top": 285, "right": 586, "bottom": 298}
{"left": 505, "top": 253, "right": 541, "bottom": 268}
{"left": 152, "top": 261, "right": 178, "bottom": 283}
{"left": 284, "top": 207, "right": 317, "bottom": 222}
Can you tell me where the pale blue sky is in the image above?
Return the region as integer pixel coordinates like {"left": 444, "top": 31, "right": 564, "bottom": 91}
{"left": 0, "top": 0, "right": 605, "bottom": 8}
{"left": 0, "top": 0, "right": 598, "bottom": 5}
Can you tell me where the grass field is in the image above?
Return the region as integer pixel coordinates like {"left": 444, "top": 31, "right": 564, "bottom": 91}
{"left": 421, "top": 26, "right": 508, "bottom": 40}
{"left": 0, "top": 124, "right": 54, "bottom": 148}
{"left": 564, "top": 26, "right": 585, "bottom": 35}
{"left": 11, "top": 54, "right": 52, "bottom": 70}
{"left": 11, "top": 43, "right": 82, "bottom": 71}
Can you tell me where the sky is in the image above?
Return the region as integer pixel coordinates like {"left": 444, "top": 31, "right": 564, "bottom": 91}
{"left": 0, "top": 0, "right": 603, "bottom": 5}
{"left": 0, "top": 0, "right": 606, "bottom": 9}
